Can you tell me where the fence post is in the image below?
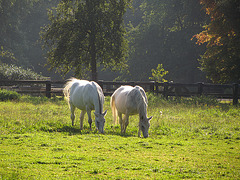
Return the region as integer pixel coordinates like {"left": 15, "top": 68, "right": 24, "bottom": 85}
{"left": 46, "top": 81, "right": 51, "bottom": 98}
{"left": 233, "top": 83, "right": 239, "bottom": 105}
{"left": 149, "top": 81, "right": 155, "bottom": 93}
{"left": 154, "top": 82, "right": 159, "bottom": 95}
{"left": 163, "top": 82, "right": 169, "bottom": 99}
{"left": 197, "top": 82, "right": 204, "bottom": 96}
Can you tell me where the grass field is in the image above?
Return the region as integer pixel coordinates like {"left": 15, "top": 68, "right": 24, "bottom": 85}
{"left": 0, "top": 94, "right": 239, "bottom": 179}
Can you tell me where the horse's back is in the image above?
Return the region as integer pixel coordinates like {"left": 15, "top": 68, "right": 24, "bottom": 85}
{"left": 113, "top": 85, "right": 145, "bottom": 115}
{"left": 70, "top": 80, "right": 94, "bottom": 96}
{"left": 113, "top": 86, "right": 133, "bottom": 105}
{"left": 70, "top": 80, "right": 98, "bottom": 110}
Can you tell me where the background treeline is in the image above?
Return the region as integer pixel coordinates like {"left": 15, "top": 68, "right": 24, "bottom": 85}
{"left": 0, "top": 0, "right": 215, "bottom": 82}
{"left": 0, "top": 0, "right": 58, "bottom": 80}
{"left": 122, "top": 0, "right": 208, "bottom": 82}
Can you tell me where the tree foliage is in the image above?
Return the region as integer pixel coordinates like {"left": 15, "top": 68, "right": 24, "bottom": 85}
{"left": 41, "top": 0, "right": 130, "bottom": 81}
{"left": 0, "top": 0, "right": 55, "bottom": 81}
{"left": 0, "top": 0, "right": 24, "bottom": 63}
{"left": 193, "top": 0, "right": 240, "bottom": 83}
{"left": 3, "top": 0, "right": 230, "bottom": 83}
{"left": 0, "top": 0, "right": 59, "bottom": 78}
{"left": 0, "top": 0, "right": 38, "bottom": 64}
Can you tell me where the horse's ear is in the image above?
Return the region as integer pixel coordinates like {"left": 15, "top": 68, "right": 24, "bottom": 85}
{"left": 148, "top": 116, "right": 153, "bottom": 121}
{"left": 103, "top": 110, "right": 107, "bottom": 116}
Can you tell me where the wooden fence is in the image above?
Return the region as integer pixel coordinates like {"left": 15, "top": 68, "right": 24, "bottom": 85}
{"left": 0, "top": 80, "right": 239, "bottom": 105}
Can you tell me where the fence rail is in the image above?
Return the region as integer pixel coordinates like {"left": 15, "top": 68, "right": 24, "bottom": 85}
{"left": 0, "top": 80, "right": 239, "bottom": 105}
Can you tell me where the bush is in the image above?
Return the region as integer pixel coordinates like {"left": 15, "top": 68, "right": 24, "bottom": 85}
{"left": 149, "top": 64, "right": 168, "bottom": 83}
{"left": 0, "top": 63, "right": 47, "bottom": 80}
{"left": 0, "top": 89, "right": 20, "bottom": 101}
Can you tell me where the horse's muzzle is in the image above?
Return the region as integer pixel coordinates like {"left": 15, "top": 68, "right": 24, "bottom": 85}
{"left": 143, "top": 134, "right": 149, "bottom": 138}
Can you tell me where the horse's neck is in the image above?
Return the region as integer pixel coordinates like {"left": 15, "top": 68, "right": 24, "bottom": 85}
{"left": 135, "top": 91, "right": 147, "bottom": 118}
{"left": 93, "top": 90, "right": 102, "bottom": 114}
{"left": 138, "top": 103, "right": 147, "bottom": 118}
{"left": 90, "top": 82, "right": 102, "bottom": 114}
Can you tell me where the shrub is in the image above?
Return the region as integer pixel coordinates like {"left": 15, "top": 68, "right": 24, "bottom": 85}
{"left": 149, "top": 64, "right": 168, "bottom": 83}
{"left": 0, "top": 89, "right": 20, "bottom": 101}
{"left": 0, "top": 63, "right": 47, "bottom": 80}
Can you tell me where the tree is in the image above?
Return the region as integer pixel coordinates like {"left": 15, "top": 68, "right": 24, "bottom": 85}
{"left": 0, "top": 0, "right": 53, "bottom": 67}
{"left": 193, "top": 0, "right": 240, "bottom": 83}
{"left": 41, "top": 0, "right": 130, "bottom": 81}
{"left": 0, "top": 0, "right": 29, "bottom": 64}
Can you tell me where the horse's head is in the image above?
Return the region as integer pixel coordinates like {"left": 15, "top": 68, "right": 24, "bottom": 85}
{"left": 139, "top": 116, "right": 153, "bottom": 138}
{"left": 94, "top": 110, "right": 107, "bottom": 133}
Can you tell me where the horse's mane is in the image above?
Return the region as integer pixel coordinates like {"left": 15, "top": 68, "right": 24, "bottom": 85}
{"left": 91, "top": 81, "right": 104, "bottom": 114}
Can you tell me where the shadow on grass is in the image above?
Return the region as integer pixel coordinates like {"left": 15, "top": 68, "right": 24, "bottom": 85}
{"left": 41, "top": 124, "right": 137, "bottom": 137}
{"left": 40, "top": 125, "right": 82, "bottom": 135}
{"left": 57, "top": 125, "right": 81, "bottom": 135}
{"left": 104, "top": 125, "right": 137, "bottom": 138}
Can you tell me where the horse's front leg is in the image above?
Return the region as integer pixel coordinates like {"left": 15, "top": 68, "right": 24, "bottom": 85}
{"left": 86, "top": 108, "right": 92, "bottom": 131}
{"left": 138, "top": 122, "right": 141, "bottom": 137}
{"left": 70, "top": 103, "right": 76, "bottom": 126}
{"left": 80, "top": 110, "right": 86, "bottom": 130}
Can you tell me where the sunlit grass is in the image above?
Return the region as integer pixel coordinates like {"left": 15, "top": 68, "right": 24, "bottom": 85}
{"left": 0, "top": 94, "right": 239, "bottom": 179}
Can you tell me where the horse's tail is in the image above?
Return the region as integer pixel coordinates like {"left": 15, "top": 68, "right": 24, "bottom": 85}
{"left": 110, "top": 94, "right": 118, "bottom": 125}
{"left": 63, "top": 78, "right": 77, "bottom": 106}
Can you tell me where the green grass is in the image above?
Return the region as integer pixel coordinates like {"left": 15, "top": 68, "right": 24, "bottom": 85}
{"left": 0, "top": 95, "right": 239, "bottom": 179}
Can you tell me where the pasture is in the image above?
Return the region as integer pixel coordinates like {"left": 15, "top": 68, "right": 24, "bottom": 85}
{"left": 0, "top": 94, "right": 239, "bottom": 179}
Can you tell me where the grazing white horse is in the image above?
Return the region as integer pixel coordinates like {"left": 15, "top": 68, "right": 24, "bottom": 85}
{"left": 110, "top": 85, "right": 153, "bottom": 138}
{"left": 63, "top": 78, "right": 107, "bottom": 133}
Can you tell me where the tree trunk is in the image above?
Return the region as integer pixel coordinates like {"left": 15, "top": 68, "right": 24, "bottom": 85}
{"left": 89, "top": 30, "right": 97, "bottom": 81}
{"left": 87, "top": 0, "right": 98, "bottom": 81}
{"left": 91, "top": 50, "right": 98, "bottom": 81}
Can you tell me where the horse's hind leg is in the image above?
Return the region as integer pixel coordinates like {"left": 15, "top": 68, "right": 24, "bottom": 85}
{"left": 118, "top": 112, "right": 124, "bottom": 134}
{"left": 86, "top": 108, "right": 92, "bottom": 130}
{"left": 123, "top": 113, "right": 129, "bottom": 134}
{"left": 80, "top": 110, "right": 86, "bottom": 130}
{"left": 70, "top": 103, "right": 76, "bottom": 126}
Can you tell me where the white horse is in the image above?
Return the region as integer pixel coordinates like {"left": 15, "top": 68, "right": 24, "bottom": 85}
{"left": 63, "top": 78, "right": 107, "bottom": 133}
{"left": 110, "top": 85, "right": 152, "bottom": 138}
